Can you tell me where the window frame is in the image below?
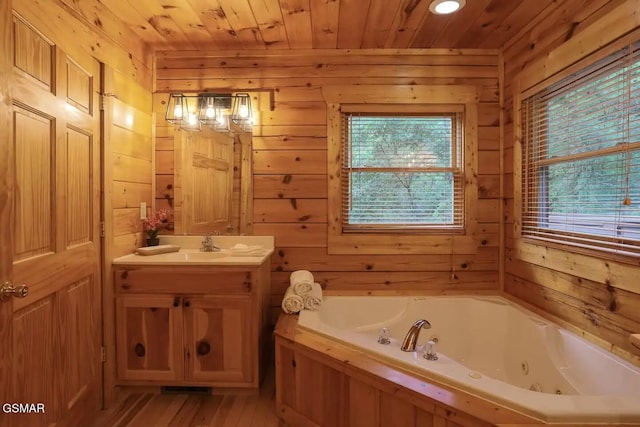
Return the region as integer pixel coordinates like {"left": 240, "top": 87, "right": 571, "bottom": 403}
{"left": 323, "top": 85, "right": 479, "bottom": 255}
{"left": 340, "top": 108, "right": 465, "bottom": 233}
{"left": 514, "top": 37, "right": 640, "bottom": 261}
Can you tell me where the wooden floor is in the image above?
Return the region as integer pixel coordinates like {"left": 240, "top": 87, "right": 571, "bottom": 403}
{"left": 91, "top": 367, "right": 280, "bottom": 427}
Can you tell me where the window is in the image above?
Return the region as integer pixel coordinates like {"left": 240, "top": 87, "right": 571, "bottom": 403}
{"left": 341, "top": 112, "right": 464, "bottom": 232}
{"left": 322, "top": 85, "right": 478, "bottom": 254}
{"left": 521, "top": 43, "right": 640, "bottom": 256}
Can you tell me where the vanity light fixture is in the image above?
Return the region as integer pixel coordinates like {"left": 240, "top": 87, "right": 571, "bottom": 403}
{"left": 165, "top": 92, "right": 259, "bottom": 134}
{"left": 429, "top": 0, "right": 465, "bottom": 15}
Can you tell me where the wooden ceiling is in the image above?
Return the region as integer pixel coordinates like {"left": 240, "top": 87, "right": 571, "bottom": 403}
{"left": 91, "top": 0, "right": 561, "bottom": 51}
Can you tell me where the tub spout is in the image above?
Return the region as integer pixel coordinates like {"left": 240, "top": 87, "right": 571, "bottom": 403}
{"left": 401, "top": 319, "right": 431, "bottom": 352}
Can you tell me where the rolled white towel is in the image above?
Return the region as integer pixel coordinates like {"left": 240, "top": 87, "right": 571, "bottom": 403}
{"left": 303, "top": 282, "right": 323, "bottom": 311}
{"left": 290, "top": 270, "right": 314, "bottom": 295}
{"left": 281, "top": 286, "right": 304, "bottom": 314}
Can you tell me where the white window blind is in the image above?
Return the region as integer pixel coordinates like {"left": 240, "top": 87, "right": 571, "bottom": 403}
{"left": 521, "top": 42, "right": 640, "bottom": 256}
{"left": 341, "top": 112, "right": 464, "bottom": 232}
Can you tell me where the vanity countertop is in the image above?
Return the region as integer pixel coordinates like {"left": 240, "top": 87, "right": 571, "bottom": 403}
{"left": 112, "top": 235, "right": 274, "bottom": 266}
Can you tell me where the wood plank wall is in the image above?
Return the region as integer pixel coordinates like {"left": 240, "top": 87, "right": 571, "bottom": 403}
{"left": 106, "top": 73, "right": 154, "bottom": 257}
{"left": 502, "top": 0, "right": 640, "bottom": 363}
{"left": 154, "top": 49, "right": 502, "bottom": 323}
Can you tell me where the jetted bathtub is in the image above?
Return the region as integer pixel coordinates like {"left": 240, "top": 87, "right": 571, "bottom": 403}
{"left": 298, "top": 296, "right": 640, "bottom": 423}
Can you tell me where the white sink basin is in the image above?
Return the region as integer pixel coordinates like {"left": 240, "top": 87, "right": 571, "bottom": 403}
{"left": 177, "top": 251, "right": 229, "bottom": 261}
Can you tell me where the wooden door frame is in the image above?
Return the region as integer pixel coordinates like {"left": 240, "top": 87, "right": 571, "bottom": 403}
{"left": 100, "top": 66, "right": 116, "bottom": 408}
{"left": 0, "top": 0, "right": 14, "bottom": 423}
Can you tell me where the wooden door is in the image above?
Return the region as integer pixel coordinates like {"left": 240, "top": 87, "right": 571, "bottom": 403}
{"left": 115, "top": 295, "right": 184, "bottom": 382}
{"left": 181, "top": 128, "right": 234, "bottom": 235}
{"left": 0, "top": 12, "right": 102, "bottom": 427}
{"left": 184, "top": 296, "right": 252, "bottom": 384}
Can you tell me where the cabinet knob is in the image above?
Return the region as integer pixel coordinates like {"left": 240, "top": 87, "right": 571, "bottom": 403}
{"left": 196, "top": 341, "right": 211, "bottom": 356}
{"left": 134, "top": 343, "right": 145, "bottom": 357}
{"left": 184, "top": 299, "right": 191, "bottom": 308}
{"left": 173, "top": 297, "right": 180, "bottom": 307}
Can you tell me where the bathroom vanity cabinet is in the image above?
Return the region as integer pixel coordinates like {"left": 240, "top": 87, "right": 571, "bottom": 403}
{"left": 113, "top": 261, "right": 271, "bottom": 391}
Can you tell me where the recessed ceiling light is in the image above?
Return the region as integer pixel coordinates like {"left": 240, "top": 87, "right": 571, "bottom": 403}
{"left": 429, "top": 0, "right": 466, "bottom": 15}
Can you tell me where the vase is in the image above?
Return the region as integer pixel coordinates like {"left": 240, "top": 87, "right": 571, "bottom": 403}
{"left": 146, "top": 237, "right": 160, "bottom": 246}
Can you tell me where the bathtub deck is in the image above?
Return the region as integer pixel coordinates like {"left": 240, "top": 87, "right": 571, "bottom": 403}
{"left": 275, "top": 314, "right": 640, "bottom": 427}
{"left": 275, "top": 314, "right": 535, "bottom": 426}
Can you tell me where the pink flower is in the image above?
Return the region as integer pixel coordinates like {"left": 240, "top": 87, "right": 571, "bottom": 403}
{"left": 143, "top": 209, "right": 170, "bottom": 238}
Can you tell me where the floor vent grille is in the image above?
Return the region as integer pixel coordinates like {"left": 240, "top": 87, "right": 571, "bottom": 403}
{"left": 161, "top": 386, "right": 212, "bottom": 395}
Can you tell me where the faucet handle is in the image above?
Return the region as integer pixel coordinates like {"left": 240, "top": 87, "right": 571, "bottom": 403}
{"left": 377, "top": 327, "right": 391, "bottom": 345}
{"left": 423, "top": 340, "right": 438, "bottom": 361}
{"left": 202, "top": 233, "right": 212, "bottom": 245}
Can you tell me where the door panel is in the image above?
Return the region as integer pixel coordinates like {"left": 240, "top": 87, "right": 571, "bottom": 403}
{"left": 0, "top": 12, "right": 102, "bottom": 427}
{"left": 66, "top": 127, "right": 92, "bottom": 247}
{"left": 115, "top": 295, "right": 184, "bottom": 382}
{"left": 13, "top": 105, "right": 54, "bottom": 260}
{"left": 12, "top": 15, "right": 53, "bottom": 89}
{"left": 12, "top": 296, "right": 58, "bottom": 427}
{"left": 61, "top": 278, "right": 99, "bottom": 411}
{"left": 184, "top": 296, "right": 252, "bottom": 383}
{"left": 66, "top": 58, "right": 92, "bottom": 112}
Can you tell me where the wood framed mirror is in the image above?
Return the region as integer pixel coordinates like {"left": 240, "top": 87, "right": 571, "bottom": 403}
{"left": 171, "top": 126, "right": 253, "bottom": 235}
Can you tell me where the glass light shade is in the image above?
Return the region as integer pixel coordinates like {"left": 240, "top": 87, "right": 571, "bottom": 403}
{"left": 213, "top": 112, "right": 230, "bottom": 132}
{"left": 165, "top": 93, "right": 188, "bottom": 124}
{"left": 230, "top": 93, "right": 252, "bottom": 127}
{"left": 429, "top": 0, "right": 465, "bottom": 14}
{"left": 179, "top": 96, "right": 202, "bottom": 131}
{"left": 198, "top": 95, "right": 219, "bottom": 125}
{"left": 180, "top": 111, "right": 202, "bottom": 131}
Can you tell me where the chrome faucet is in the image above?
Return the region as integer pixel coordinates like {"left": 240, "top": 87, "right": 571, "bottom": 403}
{"left": 400, "top": 319, "right": 432, "bottom": 352}
{"left": 200, "top": 233, "right": 221, "bottom": 252}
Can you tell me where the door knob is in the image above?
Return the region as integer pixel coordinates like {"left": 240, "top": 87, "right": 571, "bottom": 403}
{"left": 0, "top": 282, "right": 29, "bottom": 301}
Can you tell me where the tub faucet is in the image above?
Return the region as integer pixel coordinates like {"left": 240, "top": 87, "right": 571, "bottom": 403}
{"left": 200, "top": 233, "right": 221, "bottom": 252}
{"left": 401, "top": 319, "right": 432, "bottom": 352}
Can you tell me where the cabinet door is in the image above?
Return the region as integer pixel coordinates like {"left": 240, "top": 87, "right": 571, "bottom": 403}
{"left": 116, "top": 295, "right": 184, "bottom": 382}
{"left": 184, "top": 296, "right": 253, "bottom": 383}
